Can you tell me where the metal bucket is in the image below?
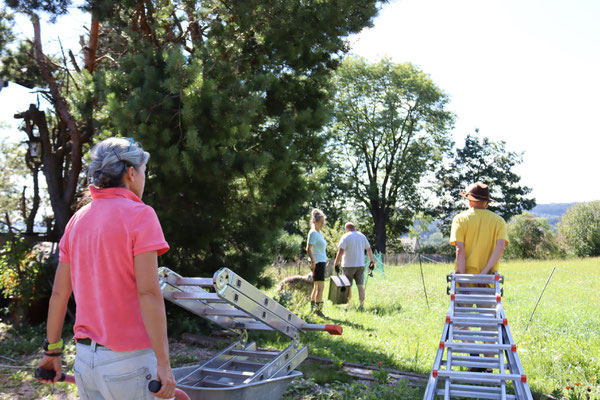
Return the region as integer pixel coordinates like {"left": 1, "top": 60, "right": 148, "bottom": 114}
{"left": 173, "top": 366, "right": 302, "bottom": 400}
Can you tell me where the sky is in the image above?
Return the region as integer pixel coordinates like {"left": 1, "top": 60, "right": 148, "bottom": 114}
{"left": 348, "top": 0, "right": 600, "bottom": 204}
{"left": 1, "top": 0, "right": 599, "bottom": 204}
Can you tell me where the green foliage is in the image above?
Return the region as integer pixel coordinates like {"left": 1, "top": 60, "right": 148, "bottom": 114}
{"left": 327, "top": 57, "right": 455, "bottom": 253}
{"left": 321, "top": 219, "right": 345, "bottom": 260}
{"left": 505, "top": 212, "right": 562, "bottom": 260}
{"left": 92, "top": 0, "right": 381, "bottom": 282}
{"left": 5, "top": 0, "right": 71, "bottom": 15}
{"left": 435, "top": 133, "right": 536, "bottom": 235}
{"left": 0, "top": 238, "right": 53, "bottom": 304}
{"left": 274, "top": 230, "right": 304, "bottom": 262}
{"left": 557, "top": 201, "right": 600, "bottom": 257}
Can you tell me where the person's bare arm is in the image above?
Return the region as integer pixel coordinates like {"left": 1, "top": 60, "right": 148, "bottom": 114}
{"left": 333, "top": 248, "right": 344, "bottom": 271}
{"left": 455, "top": 242, "right": 466, "bottom": 274}
{"left": 37, "top": 261, "right": 72, "bottom": 383}
{"left": 134, "top": 251, "right": 175, "bottom": 399}
{"left": 480, "top": 239, "right": 506, "bottom": 275}
{"left": 306, "top": 244, "right": 316, "bottom": 271}
{"left": 366, "top": 247, "right": 374, "bottom": 264}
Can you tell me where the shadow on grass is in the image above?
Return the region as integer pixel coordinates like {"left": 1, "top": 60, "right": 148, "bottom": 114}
{"left": 366, "top": 303, "right": 404, "bottom": 315}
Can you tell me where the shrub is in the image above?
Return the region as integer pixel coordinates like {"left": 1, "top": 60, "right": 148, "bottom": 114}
{"left": 0, "top": 237, "right": 55, "bottom": 324}
{"left": 505, "top": 212, "right": 562, "bottom": 259}
{"left": 557, "top": 201, "right": 600, "bottom": 257}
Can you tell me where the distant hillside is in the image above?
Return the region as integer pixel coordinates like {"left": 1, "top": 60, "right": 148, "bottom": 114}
{"left": 529, "top": 202, "right": 577, "bottom": 228}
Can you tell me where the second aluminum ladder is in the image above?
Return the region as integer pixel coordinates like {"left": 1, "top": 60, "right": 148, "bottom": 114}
{"left": 423, "top": 273, "right": 533, "bottom": 400}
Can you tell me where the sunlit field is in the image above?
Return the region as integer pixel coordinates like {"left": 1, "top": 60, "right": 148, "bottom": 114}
{"left": 262, "top": 258, "right": 600, "bottom": 397}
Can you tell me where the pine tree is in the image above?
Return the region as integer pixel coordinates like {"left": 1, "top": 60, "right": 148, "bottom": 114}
{"left": 92, "top": 0, "right": 381, "bottom": 280}
{"left": 435, "top": 133, "right": 536, "bottom": 235}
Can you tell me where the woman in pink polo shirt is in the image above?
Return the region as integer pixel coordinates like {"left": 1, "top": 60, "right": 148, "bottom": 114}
{"left": 37, "top": 137, "right": 176, "bottom": 399}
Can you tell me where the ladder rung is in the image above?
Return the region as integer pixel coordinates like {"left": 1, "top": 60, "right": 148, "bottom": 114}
{"left": 230, "top": 359, "right": 265, "bottom": 368}
{"left": 452, "top": 329, "right": 499, "bottom": 337}
{"left": 455, "top": 287, "right": 497, "bottom": 294}
{"left": 200, "top": 367, "right": 255, "bottom": 379}
{"left": 447, "top": 355, "right": 500, "bottom": 363}
{"left": 454, "top": 294, "right": 498, "bottom": 302}
{"left": 443, "top": 359, "right": 500, "bottom": 369}
{"left": 169, "top": 277, "right": 214, "bottom": 287}
{"left": 204, "top": 308, "right": 249, "bottom": 317}
{"left": 451, "top": 317, "right": 503, "bottom": 324}
{"left": 443, "top": 342, "right": 514, "bottom": 352}
{"left": 452, "top": 334, "right": 498, "bottom": 342}
{"left": 454, "top": 274, "right": 498, "bottom": 283}
{"left": 170, "top": 292, "right": 228, "bottom": 302}
{"left": 437, "top": 387, "right": 516, "bottom": 400}
{"left": 436, "top": 369, "right": 524, "bottom": 382}
{"left": 228, "top": 349, "right": 279, "bottom": 358}
{"left": 454, "top": 306, "right": 497, "bottom": 314}
{"left": 451, "top": 321, "right": 503, "bottom": 328}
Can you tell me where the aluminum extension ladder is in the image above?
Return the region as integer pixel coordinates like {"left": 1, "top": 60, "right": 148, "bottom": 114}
{"left": 424, "top": 273, "right": 533, "bottom": 400}
{"left": 158, "top": 267, "right": 342, "bottom": 393}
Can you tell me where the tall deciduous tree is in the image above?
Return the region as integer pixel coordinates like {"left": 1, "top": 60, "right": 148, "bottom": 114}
{"left": 2, "top": 3, "right": 103, "bottom": 239}
{"left": 435, "top": 133, "right": 536, "bottom": 235}
{"left": 90, "top": 1, "right": 382, "bottom": 280}
{"left": 328, "top": 57, "right": 454, "bottom": 253}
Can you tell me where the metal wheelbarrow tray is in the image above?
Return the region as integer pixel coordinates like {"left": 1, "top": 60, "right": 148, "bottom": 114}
{"left": 158, "top": 267, "right": 342, "bottom": 400}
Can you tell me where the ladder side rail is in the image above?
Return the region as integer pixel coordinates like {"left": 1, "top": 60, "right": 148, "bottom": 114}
{"left": 216, "top": 284, "right": 300, "bottom": 340}
{"left": 241, "top": 344, "right": 303, "bottom": 384}
{"left": 496, "top": 299, "right": 507, "bottom": 400}
{"left": 445, "top": 276, "right": 459, "bottom": 400}
{"left": 214, "top": 268, "right": 307, "bottom": 327}
{"left": 499, "top": 305, "right": 533, "bottom": 400}
{"left": 213, "top": 268, "right": 306, "bottom": 330}
{"left": 424, "top": 274, "right": 456, "bottom": 400}
{"left": 494, "top": 282, "right": 508, "bottom": 400}
{"left": 444, "top": 322, "right": 454, "bottom": 399}
{"left": 423, "top": 320, "right": 451, "bottom": 400}
{"left": 270, "top": 346, "right": 310, "bottom": 379}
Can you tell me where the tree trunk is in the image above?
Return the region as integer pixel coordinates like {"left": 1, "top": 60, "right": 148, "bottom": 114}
{"left": 24, "top": 166, "right": 40, "bottom": 234}
{"left": 374, "top": 212, "right": 387, "bottom": 254}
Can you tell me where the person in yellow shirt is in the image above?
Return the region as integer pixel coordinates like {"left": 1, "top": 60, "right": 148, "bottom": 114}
{"left": 450, "top": 182, "right": 508, "bottom": 275}
{"left": 449, "top": 182, "right": 508, "bottom": 373}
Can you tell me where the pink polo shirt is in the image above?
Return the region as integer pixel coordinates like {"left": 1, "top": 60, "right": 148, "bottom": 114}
{"left": 59, "top": 186, "right": 169, "bottom": 351}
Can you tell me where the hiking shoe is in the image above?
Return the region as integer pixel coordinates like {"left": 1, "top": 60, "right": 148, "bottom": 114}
{"left": 315, "top": 310, "right": 326, "bottom": 318}
{"left": 358, "top": 306, "right": 365, "bottom": 312}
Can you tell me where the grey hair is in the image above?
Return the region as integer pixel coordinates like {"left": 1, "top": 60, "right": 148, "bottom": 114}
{"left": 88, "top": 137, "right": 150, "bottom": 189}
{"left": 311, "top": 208, "right": 326, "bottom": 226}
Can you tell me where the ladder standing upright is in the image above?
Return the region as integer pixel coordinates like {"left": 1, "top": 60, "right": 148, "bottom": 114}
{"left": 158, "top": 267, "right": 342, "bottom": 391}
{"left": 424, "top": 273, "right": 533, "bottom": 400}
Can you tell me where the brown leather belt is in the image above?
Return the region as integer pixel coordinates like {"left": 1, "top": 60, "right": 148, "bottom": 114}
{"left": 76, "top": 338, "right": 105, "bottom": 347}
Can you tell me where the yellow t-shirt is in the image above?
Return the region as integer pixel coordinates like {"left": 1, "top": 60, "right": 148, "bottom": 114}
{"left": 450, "top": 208, "right": 508, "bottom": 274}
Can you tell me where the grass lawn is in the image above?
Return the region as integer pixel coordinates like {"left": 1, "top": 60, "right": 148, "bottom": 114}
{"left": 261, "top": 257, "right": 600, "bottom": 398}
{"left": 1, "top": 258, "right": 598, "bottom": 399}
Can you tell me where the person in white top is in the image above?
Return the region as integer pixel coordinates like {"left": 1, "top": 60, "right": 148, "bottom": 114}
{"left": 332, "top": 222, "right": 374, "bottom": 311}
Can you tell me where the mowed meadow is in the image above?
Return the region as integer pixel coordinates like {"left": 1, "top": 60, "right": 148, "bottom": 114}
{"left": 263, "top": 258, "right": 600, "bottom": 397}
